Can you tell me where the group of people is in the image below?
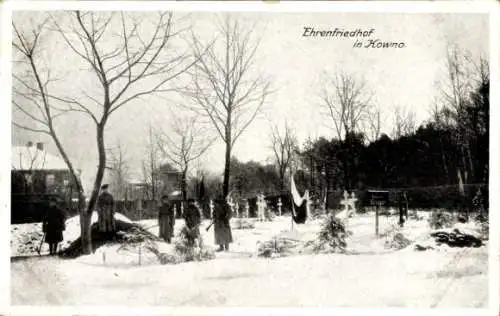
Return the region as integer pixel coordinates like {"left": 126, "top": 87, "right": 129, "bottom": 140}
{"left": 158, "top": 195, "right": 233, "bottom": 252}
{"left": 40, "top": 184, "right": 117, "bottom": 255}
{"left": 40, "top": 182, "right": 234, "bottom": 255}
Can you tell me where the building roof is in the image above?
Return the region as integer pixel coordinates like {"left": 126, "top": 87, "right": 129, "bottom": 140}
{"left": 11, "top": 145, "right": 68, "bottom": 171}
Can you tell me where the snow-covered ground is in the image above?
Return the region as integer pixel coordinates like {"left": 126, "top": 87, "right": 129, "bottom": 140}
{"left": 10, "top": 211, "right": 488, "bottom": 307}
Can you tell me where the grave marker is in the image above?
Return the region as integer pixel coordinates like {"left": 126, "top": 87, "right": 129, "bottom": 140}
{"left": 257, "top": 194, "right": 266, "bottom": 221}
{"left": 235, "top": 201, "right": 240, "bottom": 218}
{"left": 398, "top": 191, "right": 408, "bottom": 227}
{"left": 277, "top": 197, "right": 282, "bottom": 216}
{"left": 245, "top": 200, "right": 250, "bottom": 218}
{"left": 136, "top": 198, "right": 143, "bottom": 266}
{"left": 209, "top": 200, "right": 214, "bottom": 219}
{"left": 227, "top": 196, "right": 234, "bottom": 215}
{"left": 339, "top": 191, "right": 357, "bottom": 218}
{"left": 366, "top": 190, "right": 389, "bottom": 237}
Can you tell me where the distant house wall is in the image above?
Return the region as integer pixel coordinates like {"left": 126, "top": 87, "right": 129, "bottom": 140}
{"left": 159, "top": 171, "right": 182, "bottom": 195}
{"left": 11, "top": 169, "right": 76, "bottom": 196}
{"left": 11, "top": 169, "right": 81, "bottom": 224}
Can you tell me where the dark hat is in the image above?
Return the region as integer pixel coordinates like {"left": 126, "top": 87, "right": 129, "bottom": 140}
{"left": 187, "top": 198, "right": 195, "bottom": 203}
{"left": 101, "top": 184, "right": 109, "bottom": 190}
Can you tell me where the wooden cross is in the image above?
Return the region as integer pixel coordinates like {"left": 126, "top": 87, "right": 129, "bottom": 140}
{"left": 227, "top": 196, "right": 234, "bottom": 214}
{"left": 235, "top": 201, "right": 240, "bottom": 218}
{"left": 209, "top": 200, "right": 214, "bottom": 218}
{"left": 245, "top": 200, "right": 250, "bottom": 218}
{"left": 339, "top": 191, "right": 357, "bottom": 217}
{"left": 349, "top": 192, "right": 358, "bottom": 215}
{"left": 258, "top": 194, "right": 266, "bottom": 221}
{"left": 339, "top": 190, "right": 350, "bottom": 211}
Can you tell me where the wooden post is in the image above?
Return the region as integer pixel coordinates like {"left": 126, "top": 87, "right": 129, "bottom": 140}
{"left": 398, "top": 193, "right": 405, "bottom": 228}
{"left": 138, "top": 245, "right": 142, "bottom": 266}
{"left": 138, "top": 198, "right": 143, "bottom": 266}
{"left": 367, "top": 190, "right": 388, "bottom": 237}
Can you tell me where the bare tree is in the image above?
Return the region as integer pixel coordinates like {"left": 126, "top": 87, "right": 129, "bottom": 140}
{"left": 439, "top": 46, "right": 475, "bottom": 121}
{"left": 437, "top": 45, "right": 478, "bottom": 185}
{"left": 12, "top": 143, "right": 48, "bottom": 195}
{"left": 269, "top": 120, "right": 298, "bottom": 190}
{"left": 184, "top": 15, "right": 272, "bottom": 197}
{"left": 142, "top": 124, "right": 163, "bottom": 201}
{"left": 108, "top": 142, "right": 130, "bottom": 200}
{"left": 367, "top": 106, "right": 383, "bottom": 142}
{"left": 157, "top": 113, "right": 214, "bottom": 201}
{"left": 320, "top": 71, "right": 375, "bottom": 141}
{"left": 392, "top": 105, "right": 417, "bottom": 138}
{"left": 12, "top": 12, "right": 196, "bottom": 254}
{"left": 319, "top": 70, "right": 374, "bottom": 189}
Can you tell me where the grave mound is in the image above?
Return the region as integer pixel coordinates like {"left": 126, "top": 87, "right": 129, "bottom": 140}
{"left": 59, "top": 217, "right": 160, "bottom": 258}
{"left": 413, "top": 222, "right": 483, "bottom": 250}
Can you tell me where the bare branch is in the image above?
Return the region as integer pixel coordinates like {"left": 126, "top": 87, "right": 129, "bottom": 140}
{"left": 13, "top": 122, "right": 50, "bottom": 135}
{"left": 320, "top": 70, "right": 374, "bottom": 141}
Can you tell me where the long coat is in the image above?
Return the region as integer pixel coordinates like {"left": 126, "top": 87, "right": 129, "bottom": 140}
{"left": 158, "top": 203, "right": 175, "bottom": 241}
{"left": 97, "top": 191, "right": 115, "bottom": 232}
{"left": 42, "top": 204, "right": 66, "bottom": 244}
{"left": 213, "top": 202, "right": 233, "bottom": 245}
{"left": 184, "top": 204, "right": 201, "bottom": 228}
{"left": 182, "top": 204, "right": 201, "bottom": 238}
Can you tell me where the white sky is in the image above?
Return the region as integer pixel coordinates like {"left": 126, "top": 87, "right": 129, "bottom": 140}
{"left": 11, "top": 11, "right": 489, "bottom": 192}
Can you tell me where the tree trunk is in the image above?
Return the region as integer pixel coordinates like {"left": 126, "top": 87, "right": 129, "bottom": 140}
{"left": 438, "top": 136, "right": 450, "bottom": 184}
{"left": 182, "top": 166, "right": 188, "bottom": 201}
{"left": 309, "top": 155, "right": 314, "bottom": 189}
{"left": 279, "top": 167, "right": 286, "bottom": 191}
{"left": 342, "top": 142, "right": 350, "bottom": 190}
{"left": 324, "top": 165, "right": 330, "bottom": 210}
{"left": 223, "top": 111, "right": 232, "bottom": 198}
{"left": 83, "top": 123, "right": 107, "bottom": 254}
{"left": 80, "top": 206, "right": 92, "bottom": 254}
{"left": 466, "top": 144, "right": 474, "bottom": 183}
{"left": 223, "top": 142, "right": 231, "bottom": 198}
{"left": 48, "top": 126, "right": 91, "bottom": 254}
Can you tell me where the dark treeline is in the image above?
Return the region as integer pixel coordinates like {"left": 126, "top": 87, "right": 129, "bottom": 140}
{"left": 216, "top": 60, "right": 489, "bottom": 211}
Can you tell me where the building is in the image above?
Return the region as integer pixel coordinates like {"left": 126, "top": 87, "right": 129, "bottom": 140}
{"left": 158, "top": 162, "right": 183, "bottom": 196}
{"left": 11, "top": 142, "right": 80, "bottom": 223}
{"left": 124, "top": 163, "right": 182, "bottom": 201}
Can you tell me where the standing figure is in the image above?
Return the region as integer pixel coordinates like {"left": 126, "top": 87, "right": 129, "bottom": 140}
{"left": 158, "top": 195, "right": 175, "bottom": 243}
{"left": 398, "top": 191, "right": 408, "bottom": 227}
{"left": 97, "top": 184, "right": 116, "bottom": 237}
{"left": 213, "top": 198, "right": 233, "bottom": 252}
{"left": 183, "top": 199, "right": 202, "bottom": 247}
{"left": 184, "top": 199, "right": 202, "bottom": 236}
{"left": 42, "top": 197, "right": 67, "bottom": 255}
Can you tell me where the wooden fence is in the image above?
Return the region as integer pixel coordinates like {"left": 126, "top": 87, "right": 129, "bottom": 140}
{"left": 12, "top": 182, "right": 486, "bottom": 224}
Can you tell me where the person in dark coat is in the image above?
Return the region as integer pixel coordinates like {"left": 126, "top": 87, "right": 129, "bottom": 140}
{"left": 184, "top": 199, "right": 202, "bottom": 237}
{"left": 398, "top": 191, "right": 409, "bottom": 227}
{"left": 97, "top": 184, "right": 115, "bottom": 236}
{"left": 213, "top": 198, "right": 233, "bottom": 252}
{"left": 42, "top": 197, "right": 67, "bottom": 255}
{"left": 158, "top": 195, "right": 175, "bottom": 243}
